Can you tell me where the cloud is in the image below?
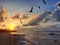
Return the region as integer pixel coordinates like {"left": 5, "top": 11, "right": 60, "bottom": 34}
{"left": 0, "top": 6, "right": 5, "bottom": 22}
{"left": 22, "top": 11, "right": 51, "bottom": 26}
{"left": 12, "top": 11, "right": 19, "bottom": 19}
{"left": 0, "top": 6, "right": 60, "bottom": 30}
{"left": 53, "top": 9, "right": 60, "bottom": 21}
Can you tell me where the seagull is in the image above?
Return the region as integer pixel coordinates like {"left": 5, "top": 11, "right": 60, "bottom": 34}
{"left": 38, "top": 6, "right": 40, "bottom": 9}
{"left": 29, "top": 6, "right": 33, "bottom": 13}
{"left": 58, "top": 3, "right": 60, "bottom": 7}
{"left": 57, "top": 2, "right": 60, "bottom": 9}
{"left": 47, "top": 11, "right": 52, "bottom": 14}
{"left": 42, "top": 0, "right": 46, "bottom": 5}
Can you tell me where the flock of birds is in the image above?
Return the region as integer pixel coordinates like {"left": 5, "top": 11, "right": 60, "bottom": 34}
{"left": 20, "top": 0, "right": 60, "bottom": 25}
{"left": 29, "top": 0, "right": 46, "bottom": 13}
{"left": 1, "top": 0, "right": 60, "bottom": 26}
{"left": 19, "top": 0, "right": 47, "bottom": 25}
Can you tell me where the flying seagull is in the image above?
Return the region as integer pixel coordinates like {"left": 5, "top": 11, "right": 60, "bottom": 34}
{"left": 42, "top": 0, "right": 46, "bottom": 5}
{"left": 47, "top": 11, "right": 52, "bottom": 14}
{"left": 57, "top": 2, "right": 60, "bottom": 9}
{"left": 29, "top": 6, "right": 33, "bottom": 13}
{"left": 38, "top": 6, "right": 40, "bottom": 9}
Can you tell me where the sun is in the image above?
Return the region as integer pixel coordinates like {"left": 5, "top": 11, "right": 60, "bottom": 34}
{"left": 7, "top": 23, "right": 16, "bottom": 31}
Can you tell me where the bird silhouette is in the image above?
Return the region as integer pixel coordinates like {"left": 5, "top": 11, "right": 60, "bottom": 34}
{"left": 29, "top": 6, "right": 33, "bottom": 13}
{"left": 42, "top": 0, "right": 46, "bottom": 5}
{"left": 49, "top": 32, "right": 55, "bottom": 35}
{"left": 38, "top": 6, "right": 40, "bottom": 9}
{"left": 47, "top": 11, "right": 52, "bottom": 14}
{"left": 58, "top": 3, "right": 60, "bottom": 7}
{"left": 57, "top": 3, "right": 60, "bottom": 8}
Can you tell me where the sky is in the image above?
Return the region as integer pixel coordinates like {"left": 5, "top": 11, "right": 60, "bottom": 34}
{"left": 0, "top": 0, "right": 60, "bottom": 14}
{"left": 0, "top": 0, "right": 60, "bottom": 30}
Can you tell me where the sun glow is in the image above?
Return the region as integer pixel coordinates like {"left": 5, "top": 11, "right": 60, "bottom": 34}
{"left": 7, "top": 23, "right": 16, "bottom": 31}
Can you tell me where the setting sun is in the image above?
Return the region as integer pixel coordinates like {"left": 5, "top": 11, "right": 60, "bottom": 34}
{"left": 7, "top": 23, "right": 16, "bottom": 31}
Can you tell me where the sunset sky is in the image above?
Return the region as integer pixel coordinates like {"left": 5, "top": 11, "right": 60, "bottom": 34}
{"left": 0, "top": 0, "right": 60, "bottom": 30}
{"left": 0, "top": 0, "right": 60, "bottom": 14}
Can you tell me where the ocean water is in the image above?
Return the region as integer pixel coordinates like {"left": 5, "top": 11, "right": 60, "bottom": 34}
{"left": 16, "top": 30, "right": 60, "bottom": 45}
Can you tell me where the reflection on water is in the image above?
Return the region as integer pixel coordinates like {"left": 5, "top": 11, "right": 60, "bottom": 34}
{"left": 16, "top": 30, "right": 60, "bottom": 45}
{"left": 0, "top": 30, "right": 60, "bottom": 45}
